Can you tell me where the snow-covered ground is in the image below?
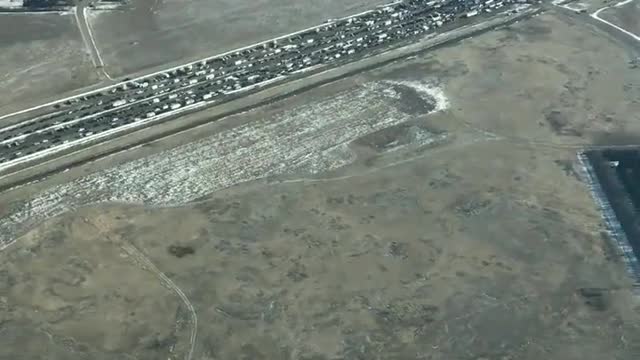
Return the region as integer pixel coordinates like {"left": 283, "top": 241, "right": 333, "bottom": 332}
{"left": 0, "top": 80, "right": 449, "bottom": 249}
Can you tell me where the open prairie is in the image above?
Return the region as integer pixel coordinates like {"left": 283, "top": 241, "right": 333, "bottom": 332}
{"left": 1, "top": 8, "right": 640, "bottom": 360}
{"left": 0, "top": 13, "right": 97, "bottom": 115}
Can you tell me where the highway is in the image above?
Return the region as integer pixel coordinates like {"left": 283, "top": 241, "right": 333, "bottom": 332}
{"left": 0, "top": 0, "right": 526, "bottom": 171}
{"left": 74, "top": 0, "right": 113, "bottom": 80}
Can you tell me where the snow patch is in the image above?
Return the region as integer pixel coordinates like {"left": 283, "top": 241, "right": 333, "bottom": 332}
{"left": 390, "top": 80, "right": 449, "bottom": 111}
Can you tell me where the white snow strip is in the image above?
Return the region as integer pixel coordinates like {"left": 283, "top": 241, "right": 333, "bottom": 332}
{"left": 0, "top": 10, "right": 73, "bottom": 15}
{"left": 291, "top": 64, "right": 325, "bottom": 75}
{"left": 563, "top": 2, "right": 589, "bottom": 12}
{"left": 89, "top": 3, "right": 122, "bottom": 10}
{"left": 223, "top": 75, "right": 286, "bottom": 95}
{"left": 551, "top": 0, "right": 589, "bottom": 12}
{"left": 615, "top": 0, "right": 634, "bottom": 7}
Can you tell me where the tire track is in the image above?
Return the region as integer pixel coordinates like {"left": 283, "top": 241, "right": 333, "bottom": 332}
{"left": 90, "top": 219, "right": 198, "bottom": 360}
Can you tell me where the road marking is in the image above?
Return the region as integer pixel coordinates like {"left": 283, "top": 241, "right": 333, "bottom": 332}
{"left": 0, "top": 108, "right": 68, "bottom": 136}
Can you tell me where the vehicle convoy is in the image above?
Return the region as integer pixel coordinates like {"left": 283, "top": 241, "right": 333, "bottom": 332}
{"left": 0, "top": 0, "right": 529, "bottom": 168}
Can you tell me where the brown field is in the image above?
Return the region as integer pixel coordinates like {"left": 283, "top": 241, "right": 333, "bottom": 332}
{"left": 0, "top": 13, "right": 98, "bottom": 116}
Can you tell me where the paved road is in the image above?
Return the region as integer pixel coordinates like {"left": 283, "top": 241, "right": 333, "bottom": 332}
{"left": 0, "top": 0, "right": 529, "bottom": 173}
{"left": 0, "top": 6, "right": 540, "bottom": 194}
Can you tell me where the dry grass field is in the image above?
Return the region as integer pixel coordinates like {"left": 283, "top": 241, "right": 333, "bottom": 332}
{"left": 0, "top": 13, "right": 97, "bottom": 115}
{"left": 1, "top": 8, "right": 640, "bottom": 360}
